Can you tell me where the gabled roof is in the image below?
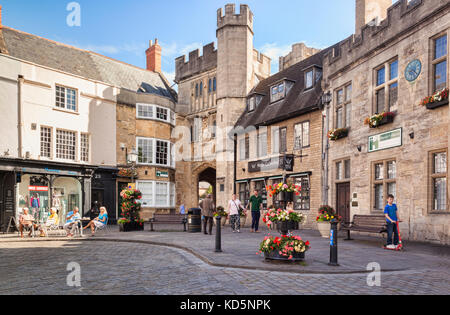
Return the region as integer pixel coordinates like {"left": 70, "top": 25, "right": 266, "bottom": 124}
{"left": 0, "top": 27, "right": 176, "bottom": 101}
{"left": 235, "top": 48, "right": 332, "bottom": 130}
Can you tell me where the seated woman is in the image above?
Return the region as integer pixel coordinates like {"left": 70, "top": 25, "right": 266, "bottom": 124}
{"left": 39, "top": 208, "right": 59, "bottom": 237}
{"left": 83, "top": 207, "right": 108, "bottom": 236}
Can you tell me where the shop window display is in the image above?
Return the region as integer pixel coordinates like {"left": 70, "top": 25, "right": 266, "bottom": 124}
{"left": 16, "top": 175, "right": 82, "bottom": 225}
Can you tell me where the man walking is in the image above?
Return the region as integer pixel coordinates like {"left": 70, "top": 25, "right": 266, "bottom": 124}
{"left": 247, "top": 190, "right": 263, "bottom": 233}
{"left": 200, "top": 194, "right": 215, "bottom": 235}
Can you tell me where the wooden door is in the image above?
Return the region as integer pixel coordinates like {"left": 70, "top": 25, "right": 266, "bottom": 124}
{"left": 336, "top": 183, "right": 351, "bottom": 224}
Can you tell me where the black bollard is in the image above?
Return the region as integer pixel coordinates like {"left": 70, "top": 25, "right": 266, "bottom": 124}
{"left": 215, "top": 216, "right": 222, "bottom": 253}
{"left": 329, "top": 220, "right": 339, "bottom": 266}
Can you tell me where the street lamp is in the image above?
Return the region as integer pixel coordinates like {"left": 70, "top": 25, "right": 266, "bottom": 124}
{"left": 127, "top": 148, "right": 138, "bottom": 183}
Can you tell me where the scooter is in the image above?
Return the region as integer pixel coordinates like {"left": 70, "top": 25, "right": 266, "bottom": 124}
{"left": 383, "top": 221, "right": 404, "bottom": 251}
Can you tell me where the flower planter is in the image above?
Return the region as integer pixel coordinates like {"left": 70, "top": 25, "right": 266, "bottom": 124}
{"left": 213, "top": 216, "right": 228, "bottom": 226}
{"left": 276, "top": 220, "right": 299, "bottom": 235}
{"left": 317, "top": 221, "right": 331, "bottom": 238}
{"left": 369, "top": 114, "right": 395, "bottom": 128}
{"left": 264, "top": 250, "right": 305, "bottom": 262}
{"left": 119, "top": 221, "right": 144, "bottom": 232}
{"left": 426, "top": 99, "right": 449, "bottom": 110}
{"left": 240, "top": 216, "right": 247, "bottom": 228}
{"left": 328, "top": 128, "right": 349, "bottom": 141}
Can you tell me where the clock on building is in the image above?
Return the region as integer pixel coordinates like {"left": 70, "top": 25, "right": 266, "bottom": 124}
{"left": 405, "top": 59, "right": 422, "bottom": 82}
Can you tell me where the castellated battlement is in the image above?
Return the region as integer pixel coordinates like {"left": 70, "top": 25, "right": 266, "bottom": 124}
{"left": 217, "top": 4, "right": 253, "bottom": 32}
{"left": 175, "top": 42, "right": 218, "bottom": 83}
{"left": 324, "top": 0, "right": 449, "bottom": 76}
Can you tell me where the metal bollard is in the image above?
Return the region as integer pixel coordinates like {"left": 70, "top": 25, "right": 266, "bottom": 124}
{"left": 215, "top": 216, "right": 222, "bottom": 253}
{"left": 329, "top": 220, "right": 339, "bottom": 266}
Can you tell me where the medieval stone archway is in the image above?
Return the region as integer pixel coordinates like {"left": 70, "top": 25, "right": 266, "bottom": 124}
{"left": 189, "top": 162, "right": 217, "bottom": 208}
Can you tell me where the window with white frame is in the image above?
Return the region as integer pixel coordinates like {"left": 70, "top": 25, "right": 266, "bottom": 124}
{"left": 80, "top": 133, "right": 89, "bottom": 162}
{"left": 156, "top": 140, "right": 169, "bottom": 165}
{"left": 137, "top": 181, "right": 175, "bottom": 208}
{"left": 137, "top": 138, "right": 153, "bottom": 164}
{"left": 56, "top": 85, "right": 77, "bottom": 111}
{"left": 40, "top": 126, "right": 52, "bottom": 158}
{"left": 137, "top": 104, "right": 154, "bottom": 119}
{"left": 56, "top": 129, "right": 76, "bottom": 161}
{"left": 136, "top": 104, "right": 174, "bottom": 125}
{"left": 138, "top": 181, "right": 154, "bottom": 207}
{"left": 270, "top": 82, "right": 285, "bottom": 103}
{"left": 137, "top": 137, "right": 172, "bottom": 167}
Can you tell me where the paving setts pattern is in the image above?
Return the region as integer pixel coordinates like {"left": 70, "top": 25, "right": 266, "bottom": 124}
{"left": 0, "top": 240, "right": 449, "bottom": 295}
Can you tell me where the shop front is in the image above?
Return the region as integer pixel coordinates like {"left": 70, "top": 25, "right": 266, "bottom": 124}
{"left": 0, "top": 158, "right": 95, "bottom": 231}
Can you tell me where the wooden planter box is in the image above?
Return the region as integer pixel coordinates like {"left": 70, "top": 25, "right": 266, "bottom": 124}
{"left": 426, "top": 99, "right": 449, "bottom": 110}
{"left": 264, "top": 250, "right": 305, "bottom": 262}
{"left": 119, "top": 221, "right": 144, "bottom": 232}
{"left": 370, "top": 114, "right": 395, "bottom": 128}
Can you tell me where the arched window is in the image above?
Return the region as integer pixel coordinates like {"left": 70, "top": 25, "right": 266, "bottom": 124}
{"left": 208, "top": 79, "right": 212, "bottom": 93}
{"left": 195, "top": 84, "right": 199, "bottom": 98}
{"left": 199, "top": 82, "right": 203, "bottom": 96}
{"left": 213, "top": 78, "right": 217, "bottom": 92}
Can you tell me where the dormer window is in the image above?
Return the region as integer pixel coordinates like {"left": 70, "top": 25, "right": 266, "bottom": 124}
{"left": 305, "top": 71, "right": 313, "bottom": 89}
{"left": 304, "top": 66, "right": 322, "bottom": 91}
{"left": 270, "top": 80, "right": 294, "bottom": 103}
{"left": 247, "top": 93, "right": 264, "bottom": 112}
{"left": 249, "top": 97, "right": 256, "bottom": 112}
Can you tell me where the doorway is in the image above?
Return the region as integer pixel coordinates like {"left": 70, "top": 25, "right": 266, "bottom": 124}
{"left": 336, "top": 182, "right": 351, "bottom": 224}
{"left": 198, "top": 167, "right": 216, "bottom": 206}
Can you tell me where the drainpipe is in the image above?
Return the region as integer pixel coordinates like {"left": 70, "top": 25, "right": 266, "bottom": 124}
{"left": 17, "top": 75, "right": 24, "bottom": 158}
{"left": 233, "top": 134, "right": 237, "bottom": 195}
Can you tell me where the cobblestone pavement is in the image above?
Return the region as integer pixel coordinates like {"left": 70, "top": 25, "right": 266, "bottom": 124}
{"left": 0, "top": 240, "right": 449, "bottom": 295}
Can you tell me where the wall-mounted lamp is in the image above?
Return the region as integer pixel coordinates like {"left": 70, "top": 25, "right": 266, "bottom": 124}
{"left": 322, "top": 91, "right": 332, "bottom": 105}
{"left": 409, "top": 132, "right": 415, "bottom": 139}
{"left": 242, "top": 168, "right": 246, "bottom": 173}
{"left": 357, "top": 145, "right": 362, "bottom": 152}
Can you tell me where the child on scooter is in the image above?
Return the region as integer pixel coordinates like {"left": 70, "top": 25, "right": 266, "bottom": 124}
{"left": 384, "top": 194, "right": 400, "bottom": 250}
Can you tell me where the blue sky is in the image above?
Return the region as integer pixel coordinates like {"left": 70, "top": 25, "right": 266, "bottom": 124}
{"left": 0, "top": 0, "right": 393, "bottom": 85}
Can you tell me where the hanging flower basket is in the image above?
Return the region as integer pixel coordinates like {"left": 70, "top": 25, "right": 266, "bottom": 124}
{"left": 364, "top": 112, "right": 396, "bottom": 128}
{"left": 420, "top": 88, "right": 449, "bottom": 110}
{"left": 327, "top": 128, "right": 349, "bottom": 141}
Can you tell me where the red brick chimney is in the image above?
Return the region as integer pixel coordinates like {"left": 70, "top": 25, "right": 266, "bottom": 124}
{"left": 146, "top": 39, "right": 162, "bottom": 73}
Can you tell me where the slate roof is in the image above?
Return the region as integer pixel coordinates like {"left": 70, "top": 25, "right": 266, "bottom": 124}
{"left": 235, "top": 48, "right": 332, "bottom": 130}
{"left": 0, "top": 27, "right": 176, "bottom": 101}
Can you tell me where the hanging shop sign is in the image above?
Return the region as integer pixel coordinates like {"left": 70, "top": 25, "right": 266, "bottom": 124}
{"left": 368, "top": 128, "right": 402, "bottom": 153}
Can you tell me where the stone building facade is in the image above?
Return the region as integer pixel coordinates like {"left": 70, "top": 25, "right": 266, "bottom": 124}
{"left": 322, "top": 0, "right": 450, "bottom": 244}
{"left": 279, "top": 43, "right": 321, "bottom": 72}
{"left": 234, "top": 50, "right": 328, "bottom": 227}
{"left": 174, "top": 4, "right": 271, "bottom": 210}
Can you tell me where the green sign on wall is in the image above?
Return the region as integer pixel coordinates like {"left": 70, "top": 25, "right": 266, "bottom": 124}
{"left": 369, "top": 128, "right": 402, "bottom": 153}
{"left": 156, "top": 171, "right": 169, "bottom": 178}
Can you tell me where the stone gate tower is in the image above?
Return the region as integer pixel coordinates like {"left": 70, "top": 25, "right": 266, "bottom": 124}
{"left": 216, "top": 4, "right": 256, "bottom": 208}
{"left": 174, "top": 4, "right": 270, "bottom": 210}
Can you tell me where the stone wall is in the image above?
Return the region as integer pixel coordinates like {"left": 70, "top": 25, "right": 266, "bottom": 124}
{"left": 323, "top": 0, "right": 450, "bottom": 244}
{"left": 236, "top": 110, "right": 323, "bottom": 228}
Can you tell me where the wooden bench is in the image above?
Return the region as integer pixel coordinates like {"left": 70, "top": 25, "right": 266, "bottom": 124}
{"left": 149, "top": 214, "right": 188, "bottom": 232}
{"left": 341, "top": 215, "right": 387, "bottom": 240}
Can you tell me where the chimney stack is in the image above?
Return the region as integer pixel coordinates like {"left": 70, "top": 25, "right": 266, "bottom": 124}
{"left": 146, "top": 38, "right": 162, "bottom": 73}
{"left": 355, "top": 0, "right": 391, "bottom": 35}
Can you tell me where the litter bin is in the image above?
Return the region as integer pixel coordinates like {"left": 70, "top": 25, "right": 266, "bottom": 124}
{"left": 188, "top": 208, "right": 202, "bottom": 233}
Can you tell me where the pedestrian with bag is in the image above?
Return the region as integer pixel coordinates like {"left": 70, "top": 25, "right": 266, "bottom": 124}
{"left": 228, "top": 194, "right": 245, "bottom": 233}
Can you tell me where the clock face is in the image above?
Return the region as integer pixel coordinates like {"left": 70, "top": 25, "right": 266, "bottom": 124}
{"left": 405, "top": 59, "right": 422, "bottom": 82}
